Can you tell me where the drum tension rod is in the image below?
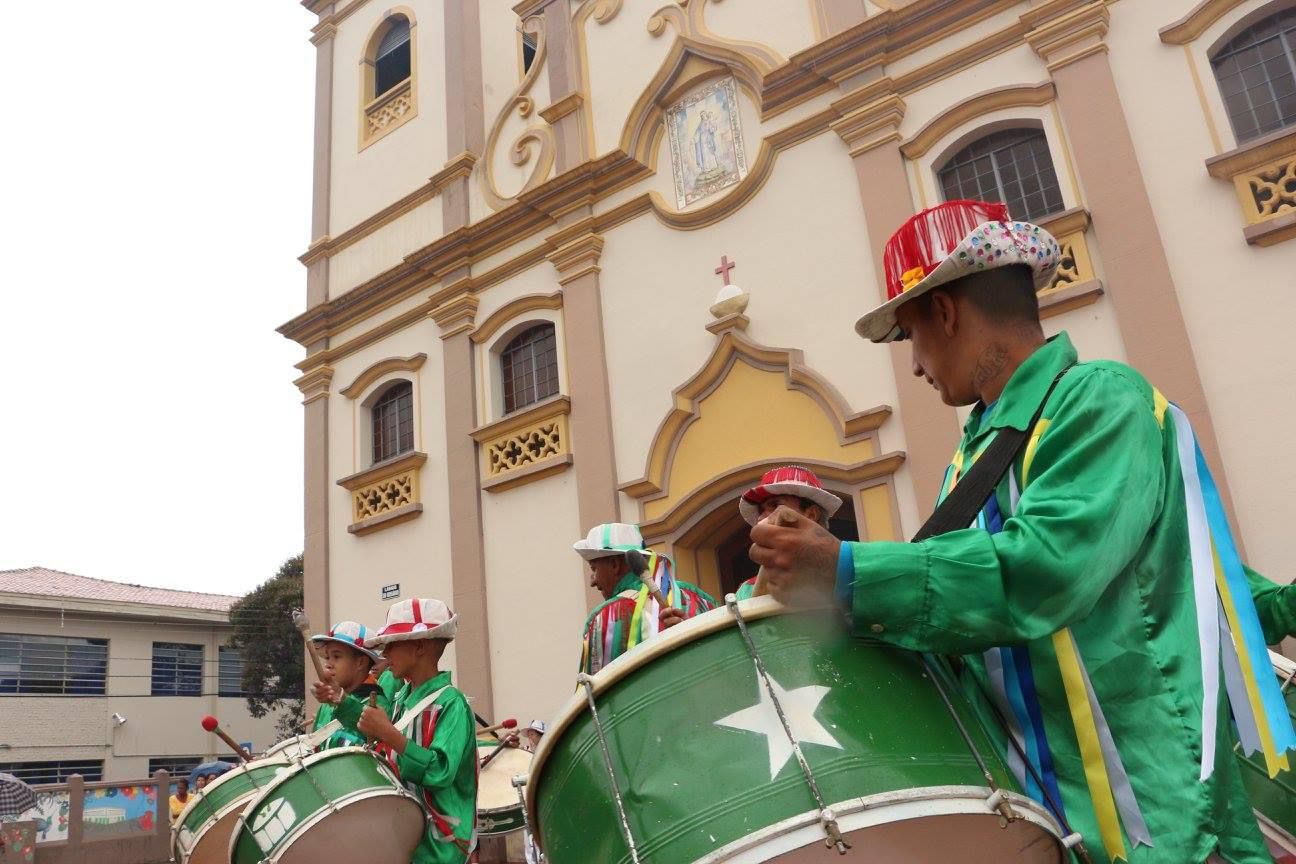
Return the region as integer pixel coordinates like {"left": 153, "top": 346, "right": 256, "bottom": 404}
{"left": 512, "top": 775, "right": 535, "bottom": 856}
{"left": 297, "top": 758, "right": 341, "bottom": 816}
{"left": 578, "top": 673, "right": 643, "bottom": 864}
{"left": 918, "top": 655, "right": 1018, "bottom": 826}
{"left": 725, "top": 596, "right": 851, "bottom": 855}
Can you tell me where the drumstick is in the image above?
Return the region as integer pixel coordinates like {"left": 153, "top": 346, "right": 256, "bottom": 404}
{"left": 201, "top": 715, "right": 252, "bottom": 762}
{"left": 478, "top": 718, "right": 517, "bottom": 736}
{"left": 752, "top": 505, "right": 800, "bottom": 598}
{"left": 290, "top": 609, "right": 331, "bottom": 684}
{"left": 479, "top": 733, "right": 519, "bottom": 770}
{"left": 637, "top": 560, "right": 674, "bottom": 611}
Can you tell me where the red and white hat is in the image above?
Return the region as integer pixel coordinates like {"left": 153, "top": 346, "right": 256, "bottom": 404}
{"left": 854, "top": 200, "right": 1061, "bottom": 343}
{"left": 739, "top": 465, "right": 842, "bottom": 526}
{"left": 310, "top": 620, "right": 381, "bottom": 662}
{"left": 370, "top": 598, "right": 457, "bottom": 646}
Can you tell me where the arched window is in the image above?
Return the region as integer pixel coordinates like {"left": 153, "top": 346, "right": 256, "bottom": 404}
{"left": 1211, "top": 7, "right": 1296, "bottom": 144}
{"left": 938, "top": 128, "right": 1065, "bottom": 223}
{"left": 371, "top": 381, "right": 414, "bottom": 464}
{"left": 374, "top": 17, "right": 412, "bottom": 99}
{"left": 500, "top": 324, "right": 559, "bottom": 414}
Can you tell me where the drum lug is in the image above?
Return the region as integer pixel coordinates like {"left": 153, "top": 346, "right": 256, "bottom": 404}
{"left": 983, "top": 788, "right": 1017, "bottom": 823}
{"left": 818, "top": 808, "right": 851, "bottom": 855}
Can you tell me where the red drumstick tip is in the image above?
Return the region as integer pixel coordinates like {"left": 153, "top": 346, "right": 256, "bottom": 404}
{"left": 201, "top": 715, "right": 219, "bottom": 733}
{"left": 501, "top": 718, "right": 517, "bottom": 728}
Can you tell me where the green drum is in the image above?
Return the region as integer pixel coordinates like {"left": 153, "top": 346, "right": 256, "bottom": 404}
{"left": 528, "top": 598, "right": 1069, "bottom": 863}
{"left": 476, "top": 740, "right": 531, "bottom": 835}
{"left": 1238, "top": 651, "right": 1296, "bottom": 857}
{"left": 229, "top": 746, "right": 424, "bottom": 864}
{"left": 172, "top": 755, "right": 292, "bottom": 864}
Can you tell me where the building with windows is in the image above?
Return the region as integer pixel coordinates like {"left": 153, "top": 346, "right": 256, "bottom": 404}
{"left": 283, "top": 0, "right": 1296, "bottom": 727}
{"left": 0, "top": 568, "right": 281, "bottom": 783}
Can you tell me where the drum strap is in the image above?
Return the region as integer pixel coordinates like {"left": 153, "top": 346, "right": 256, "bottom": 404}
{"left": 910, "top": 364, "right": 1072, "bottom": 543}
{"left": 393, "top": 686, "right": 450, "bottom": 736}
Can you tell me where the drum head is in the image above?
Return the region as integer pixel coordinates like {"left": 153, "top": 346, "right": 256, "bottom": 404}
{"left": 479, "top": 746, "right": 532, "bottom": 810}
{"left": 181, "top": 810, "right": 243, "bottom": 864}
{"left": 269, "top": 791, "right": 424, "bottom": 864}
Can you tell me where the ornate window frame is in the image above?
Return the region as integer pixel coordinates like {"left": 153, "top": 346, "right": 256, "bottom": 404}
{"left": 471, "top": 294, "right": 568, "bottom": 426}
{"left": 336, "top": 354, "right": 428, "bottom": 535}
{"left": 467, "top": 294, "right": 572, "bottom": 491}
{"left": 359, "top": 8, "right": 419, "bottom": 150}
{"left": 900, "top": 85, "right": 1104, "bottom": 316}
{"left": 1162, "top": 0, "right": 1296, "bottom": 245}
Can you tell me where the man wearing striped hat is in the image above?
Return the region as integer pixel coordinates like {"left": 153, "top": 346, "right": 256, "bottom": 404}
{"left": 573, "top": 522, "right": 716, "bottom": 675}
{"left": 750, "top": 199, "right": 1292, "bottom": 863}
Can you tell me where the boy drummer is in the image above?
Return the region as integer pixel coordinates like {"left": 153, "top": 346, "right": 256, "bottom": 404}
{"left": 334, "top": 598, "right": 478, "bottom": 864}
{"left": 309, "top": 620, "right": 386, "bottom": 750}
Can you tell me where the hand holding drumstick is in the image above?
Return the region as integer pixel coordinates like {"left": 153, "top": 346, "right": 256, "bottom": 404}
{"left": 748, "top": 505, "right": 841, "bottom": 606}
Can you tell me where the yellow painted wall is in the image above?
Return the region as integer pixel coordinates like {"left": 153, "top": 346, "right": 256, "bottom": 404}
{"left": 643, "top": 359, "right": 877, "bottom": 520}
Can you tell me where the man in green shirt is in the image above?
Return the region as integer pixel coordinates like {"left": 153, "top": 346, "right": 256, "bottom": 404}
{"left": 333, "top": 597, "right": 476, "bottom": 864}
{"left": 750, "top": 199, "right": 1294, "bottom": 863}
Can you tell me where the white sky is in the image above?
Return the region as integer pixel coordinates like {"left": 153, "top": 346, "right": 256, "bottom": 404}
{"left": 0, "top": 4, "right": 318, "bottom": 595}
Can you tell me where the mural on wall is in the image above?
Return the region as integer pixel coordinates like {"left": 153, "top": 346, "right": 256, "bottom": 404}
{"left": 1, "top": 821, "right": 36, "bottom": 863}
{"left": 82, "top": 784, "right": 158, "bottom": 837}
{"left": 666, "top": 76, "right": 749, "bottom": 209}
{"left": 13, "top": 792, "right": 69, "bottom": 843}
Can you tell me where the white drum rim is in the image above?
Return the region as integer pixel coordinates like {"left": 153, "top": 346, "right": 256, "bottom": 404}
{"left": 526, "top": 596, "right": 813, "bottom": 833}
{"left": 228, "top": 747, "right": 401, "bottom": 855}
{"left": 691, "top": 786, "right": 1065, "bottom": 864}
{"left": 173, "top": 754, "right": 292, "bottom": 839}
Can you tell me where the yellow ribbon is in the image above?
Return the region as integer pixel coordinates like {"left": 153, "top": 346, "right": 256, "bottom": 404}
{"left": 1025, "top": 419, "right": 1128, "bottom": 860}
{"left": 1214, "top": 543, "right": 1289, "bottom": 777}
{"left": 1055, "top": 629, "right": 1129, "bottom": 862}
{"left": 900, "top": 266, "right": 926, "bottom": 292}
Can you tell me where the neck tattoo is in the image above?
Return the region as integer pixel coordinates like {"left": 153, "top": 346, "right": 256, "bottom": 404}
{"left": 972, "top": 342, "right": 1010, "bottom": 393}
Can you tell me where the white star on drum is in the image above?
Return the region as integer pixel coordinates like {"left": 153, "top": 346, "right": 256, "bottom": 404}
{"left": 714, "top": 662, "right": 843, "bottom": 780}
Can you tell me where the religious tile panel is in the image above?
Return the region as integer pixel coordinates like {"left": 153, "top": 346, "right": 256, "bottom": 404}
{"left": 666, "top": 77, "right": 749, "bottom": 209}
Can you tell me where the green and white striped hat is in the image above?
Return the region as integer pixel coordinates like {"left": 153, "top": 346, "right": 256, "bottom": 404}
{"left": 572, "top": 522, "right": 644, "bottom": 561}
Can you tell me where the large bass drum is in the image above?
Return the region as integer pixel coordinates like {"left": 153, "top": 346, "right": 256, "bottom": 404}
{"left": 171, "top": 754, "right": 292, "bottom": 864}
{"left": 527, "top": 597, "right": 1069, "bottom": 863}
{"left": 476, "top": 740, "right": 532, "bottom": 836}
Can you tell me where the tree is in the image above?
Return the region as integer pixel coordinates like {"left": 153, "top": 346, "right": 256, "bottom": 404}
{"left": 227, "top": 554, "right": 305, "bottom": 739}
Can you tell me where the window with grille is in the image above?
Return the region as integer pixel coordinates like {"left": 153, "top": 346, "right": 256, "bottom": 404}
{"left": 0, "top": 760, "right": 103, "bottom": 785}
{"left": 522, "top": 32, "right": 537, "bottom": 74}
{"left": 151, "top": 643, "right": 203, "bottom": 696}
{"left": 148, "top": 756, "right": 203, "bottom": 778}
{"left": 938, "top": 128, "right": 1065, "bottom": 223}
{"left": 0, "top": 633, "right": 108, "bottom": 696}
{"left": 371, "top": 381, "right": 414, "bottom": 464}
{"left": 500, "top": 324, "right": 559, "bottom": 414}
{"left": 218, "top": 647, "right": 245, "bottom": 697}
{"left": 1211, "top": 8, "right": 1296, "bottom": 144}
{"left": 375, "top": 17, "right": 412, "bottom": 98}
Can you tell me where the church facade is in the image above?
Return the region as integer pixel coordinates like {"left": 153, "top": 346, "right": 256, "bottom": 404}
{"left": 282, "top": 0, "right": 1296, "bottom": 725}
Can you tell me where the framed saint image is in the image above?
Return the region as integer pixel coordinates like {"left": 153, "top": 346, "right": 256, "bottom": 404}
{"left": 666, "top": 76, "right": 749, "bottom": 209}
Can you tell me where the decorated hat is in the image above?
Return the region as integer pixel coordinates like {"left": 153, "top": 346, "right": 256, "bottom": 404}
{"left": 854, "top": 199, "right": 1061, "bottom": 343}
{"left": 739, "top": 465, "right": 843, "bottom": 526}
{"left": 370, "top": 598, "right": 457, "bottom": 646}
{"left": 572, "top": 523, "right": 645, "bottom": 561}
{"left": 310, "top": 620, "right": 381, "bottom": 663}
